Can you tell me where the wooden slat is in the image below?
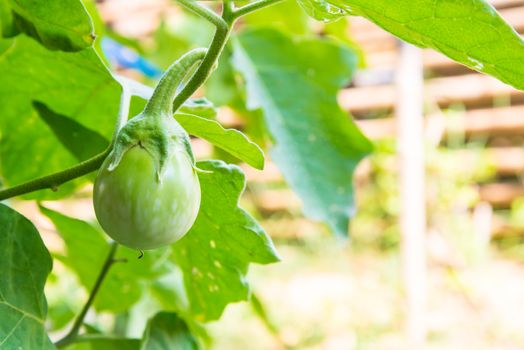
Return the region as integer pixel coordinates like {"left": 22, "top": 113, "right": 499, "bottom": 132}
{"left": 490, "top": 0, "right": 524, "bottom": 8}
{"left": 357, "top": 105, "right": 524, "bottom": 139}
{"left": 479, "top": 183, "right": 524, "bottom": 207}
{"left": 459, "top": 106, "right": 524, "bottom": 136}
{"left": 246, "top": 189, "right": 302, "bottom": 213}
{"left": 340, "top": 74, "right": 522, "bottom": 113}
{"left": 483, "top": 148, "right": 524, "bottom": 175}
{"left": 249, "top": 181, "right": 524, "bottom": 213}
{"left": 453, "top": 148, "right": 524, "bottom": 176}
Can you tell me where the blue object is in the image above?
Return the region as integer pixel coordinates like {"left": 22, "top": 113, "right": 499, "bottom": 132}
{"left": 101, "top": 37, "right": 162, "bottom": 78}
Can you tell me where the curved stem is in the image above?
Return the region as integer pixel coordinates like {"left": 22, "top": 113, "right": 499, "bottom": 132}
{"left": 0, "top": 88, "right": 131, "bottom": 201}
{"left": 223, "top": 0, "right": 235, "bottom": 14}
{"left": 143, "top": 48, "right": 207, "bottom": 116}
{"left": 172, "top": 1, "right": 234, "bottom": 112}
{"left": 176, "top": 0, "right": 228, "bottom": 30}
{"left": 55, "top": 242, "right": 120, "bottom": 349}
{"left": 0, "top": 151, "right": 109, "bottom": 201}
{"left": 172, "top": 0, "right": 287, "bottom": 112}
{"left": 232, "top": 0, "right": 286, "bottom": 18}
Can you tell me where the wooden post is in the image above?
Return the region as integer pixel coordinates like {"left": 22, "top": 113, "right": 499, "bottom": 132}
{"left": 396, "top": 41, "right": 427, "bottom": 349}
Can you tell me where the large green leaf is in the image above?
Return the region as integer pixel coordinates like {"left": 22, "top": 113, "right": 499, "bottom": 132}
{"left": 175, "top": 113, "right": 264, "bottom": 169}
{"left": 3, "top": 0, "right": 94, "bottom": 51}
{"left": 233, "top": 28, "right": 372, "bottom": 236}
{"left": 40, "top": 206, "right": 170, "bottom": 313}
{"left": 298, "top": 0, "right": 524, "bottom": 90}
{"left": 140, "top": 312, "right": 200, "bottom": 350}
{"left": 0, "top": 35, "right": 121, "bottom": 199}
{"left": 0, "top": 203, "right": 53, "bottom": 349}
{"left": 33, "top": 101, "right": 109, "bottom": 162}
{"left": 172, "top": 160, "right": 279, "bottom": 321}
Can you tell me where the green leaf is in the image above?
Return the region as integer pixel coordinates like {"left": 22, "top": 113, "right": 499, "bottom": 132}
{"left": 140, "top": 312, "right": 200, "bottom": 350}
{"left": 4, "top": 0, "right": 94, "bottom": 51}
{"left": 175, "top": 113, "right": 265, "bottom": 169}
{"left": 298, "top": 0, "right": 524, "bottom": 90}
{"left": 179, "top": 98, "right": 217, "bottom": 119}
{"left": 64, "top": 337, "right": 140, "bottom": 350}
{"left": 39, "top": 206, "right": 170, "bottom": 313}
{"left": 233, "top": 28, "right": 372, "bottom": 236}
{"left": 0, "top": 203, "right": 54, "bottom": 349}
{"left": 0, "top": 35, "right": 121, "bottom": 199}
{"left": 172, "top": 160, "right": 279, "bottom": 321}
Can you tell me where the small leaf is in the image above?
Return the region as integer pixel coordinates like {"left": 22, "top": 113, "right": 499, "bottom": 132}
{"left": 179, "top": 98, "right": 217, "bottom": 119}
{"left": 140, "top": 312, "right": 200, "bottom": 350}
{"left": 233, "top": 28, "right": 372, "bottom": 236}
{"left": 0, "top": 203, "right": 54, "bottom": 349}
{"left": 5, "top": 0, "right": 94, "bottom": 51}
{"left": 172, "top": 160, "right": 279, "bottom": 321}
{"left": 175, "top": 113, "right": 265, "bottom": 169}
{"left": 40, "top": 206, "right": 170, "bottom": 313}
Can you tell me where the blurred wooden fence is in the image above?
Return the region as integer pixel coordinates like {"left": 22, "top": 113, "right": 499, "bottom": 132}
{"left": 351, "top": 0, "right": 524, "bottom": 210}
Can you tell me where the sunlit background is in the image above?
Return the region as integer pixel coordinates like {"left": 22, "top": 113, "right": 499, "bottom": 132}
{"left": 13, "top": 0, "right": 524, "bottom": 349}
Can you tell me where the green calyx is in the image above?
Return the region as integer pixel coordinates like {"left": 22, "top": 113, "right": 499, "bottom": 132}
{"left": 107, "top": 114, "right": 194, "bottom": 181}
{"left": 106, "top": 48, "right": 207, "bottom": 180}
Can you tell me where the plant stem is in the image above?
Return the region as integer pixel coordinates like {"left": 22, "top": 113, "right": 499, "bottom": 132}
{"left": 172, "top": 0, "right": 287, "bottom": 111}
{"left": 172, "top": 0, "right": 234, "bottom": 112}
{"left": 0, "top": 151, "right": 109, "bottom": 201}
{"left": 223, "top": 0, "right": 235, "bottom": 15}
{"left": 55, "top": 243, "right": 120, "bottom": 349}
{"left": 143, "top": 48, "right": 207, "bottom": 116}
{"left": 232, "top": 0, "right": 286, "bottom": 18}
{"left": 177, "top": 0, "right": 228, "bottom": 30}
